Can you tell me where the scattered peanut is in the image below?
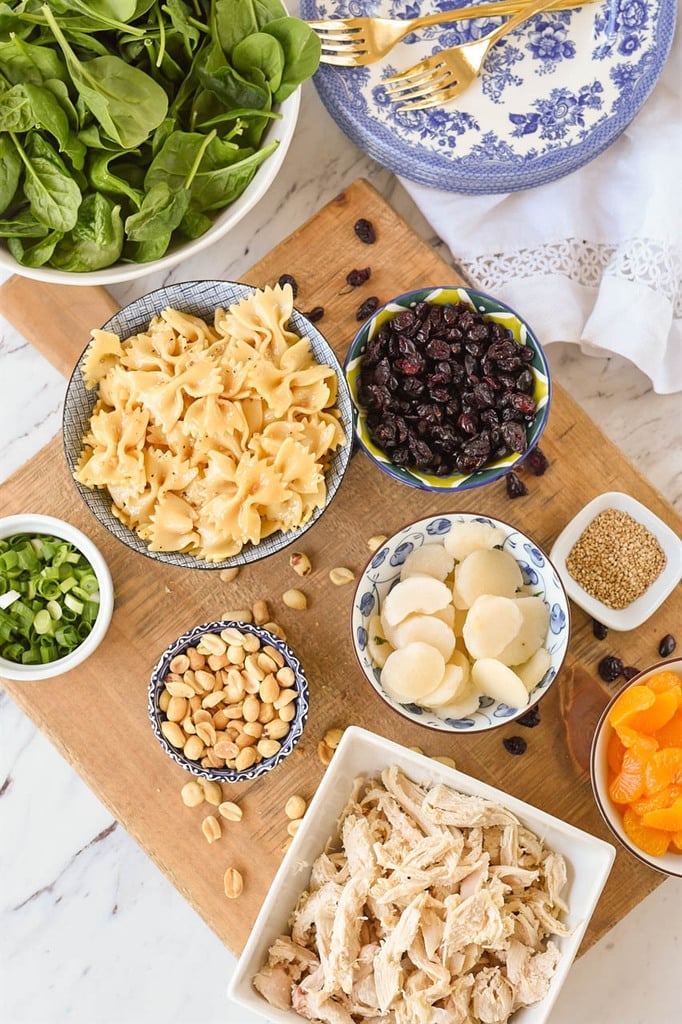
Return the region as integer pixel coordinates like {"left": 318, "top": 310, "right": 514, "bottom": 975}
{"left": 409, "top": 746, "right": 425, "bottom": 755}
{"left": 220, "top": 608, "right": 253, "bottom": 623}
{"left": 287, "top": 818, "right": 302, "bottom": 837}
{"left": 317, "top": 740, "right": 334, "bottom": 766}
{"left": 432, "top": 755, "right": 457, "bottom": 769}
{"left": 223, "top": 867, "right": 244, "bottom": 899}
{"left": 289, "top": 552, "right": 312, "bottom": 577}
{"left": 282, "top": 588, "right": 307, "bottom": 610}
{"left": 367, "top": 534, "right": 388, "bottom": 553}
{"left": 218, "top": 801, "right": 243, "bottom": 822}
{"left": 202, "top": 815, "right": 222, "bottom": 844}
{"left": 263, "top": 620, "right": 287, "bottom": 641}
{"left": 323, "top": 727, "right": 345, "bottom": 750}
{"left": 157, "top": 623, "right": 299, "bottom": 773}
{"left": 180, "top": 781, "right": 204, "bottom": 808}
{"left": 329, "top": 567, "right": 355, "bottom": 586}
{"left": 219, "top": 567, "right": 240, "bottom": 583}
{"left": 201, "top": 780, "right": 223, "bottom": 806}
{"left": 285, "top": 795, "right": 307, "bottom": 820}
{"left": 252, "top": 599, "right": 269, "bottom": 625}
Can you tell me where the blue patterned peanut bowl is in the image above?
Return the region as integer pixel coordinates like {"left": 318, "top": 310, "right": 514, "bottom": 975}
{"left": 148, "top": 620, "right": 309, "bottom": 782}
{"left": 351, "top": 512, "right": 570, "bottom": 733}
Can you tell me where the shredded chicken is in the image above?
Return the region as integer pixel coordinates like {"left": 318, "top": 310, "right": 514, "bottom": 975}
{"left": 253, "top": 768, "right": 570, "bottom": 1023}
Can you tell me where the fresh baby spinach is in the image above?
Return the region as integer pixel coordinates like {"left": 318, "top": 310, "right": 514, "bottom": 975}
{"left": 0, "top": 0, "right": 320, "bottom": 272}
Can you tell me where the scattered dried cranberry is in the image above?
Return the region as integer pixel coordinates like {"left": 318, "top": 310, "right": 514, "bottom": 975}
{"left": 503, "top": 736, "right": 527, "bottom": 755}
{"left": 525, "top": 445, "right": 550, "bottom": 475}
{"left": 598, "top": 655, "right": 624, "bottom": 683}
{"left": 659, "top": 633, "right": 677, "bottom": 657}
{"left": 303, "top": 306, "right": 324, "bottom": 324}
{"left": 592, "top": 619, "right": 608, "bottom": 640}
{"left": 347, "top": 267, "right": 371, "bottom": 287}
{"left": 517, "top": 707, "right": 541, "bottom": 728}
{"left": 354, "top": 218, "right": 376, "bottom": 244}
{"left": 277, "top": 273, "right": 298, "bottom": 298}
{"left": 356, "top": 296, "right": 380, "bottom": 321}
{"left": 505, "top": 471, "right": 528, "bottom": 499}
{"left": 623, "top": 666, "right": 640, "bottom": 681}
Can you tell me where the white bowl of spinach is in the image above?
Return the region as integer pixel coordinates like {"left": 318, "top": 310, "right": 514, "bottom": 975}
{"left": 0, "top": 0, "right": 318, "bottom": 283}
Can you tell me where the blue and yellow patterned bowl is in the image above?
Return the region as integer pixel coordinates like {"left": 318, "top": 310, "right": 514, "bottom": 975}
{"left": 344, "top": 286, "right": 551, "bottom": 492}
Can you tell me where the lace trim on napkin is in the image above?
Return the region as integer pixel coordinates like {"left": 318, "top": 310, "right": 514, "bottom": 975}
{"left": 461, "top": 238, "right": 682, "bottom": 317}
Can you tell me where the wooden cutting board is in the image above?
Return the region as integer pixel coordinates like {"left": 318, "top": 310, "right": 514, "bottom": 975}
{"left": 1, "top": 179, "right": 679, "bottom": 960}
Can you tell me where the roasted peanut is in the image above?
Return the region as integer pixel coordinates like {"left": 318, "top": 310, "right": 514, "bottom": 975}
{"left": 323, "top": 727, "right": 345, "bottom": 750}
{"left": 289, "top": 552, "right": 312, "bottom": 576}
{"left": 282, "top": 588, "right": 307, "bottom": 610}
{"left": 201, "top": 815, "right": 221, "bottom": 844}
{"left": 180, "top": 781, "right": 204, "bottom": 808}
{"left": 274, "top": 688, "right": 297, "bottom": 709}
{"left": 161, "top": 721, "right": 185, "bottom": 748}
{"left": 278, "top": 703, "right": 296, "bottom": 723}
{"left": 252, "top": 599, "right": 269, "bottom": 625}
{"left": 166, "top": 695, "right": 187, "bottom": 723}
{"left": 329, "top": 567, "right": 355, "bottom": 586}
{"left": 184, "top": 735, "right": 205, "bottom": 761}
{"left": 218, "top": 801, "right": 243, "bottom": 822}
{"left": 287, "top": 818, "right": 302, "bottom": 837}
{"left": 263, "top": 621, "right": 287, "bottom": 641}
{"left": 198, "top": 633, "right": 227, "bottom": 657}
{"left": 169, "top": 654, "right": 190, "bottom": 674}
{"left": 166, "top": 681, "right": 195, "bottom": 699}
{"left": 266, "top": 718, "right": 291, "bottom": 740}
{"left": 277, "top": 666, "right": 295, "bottom": 687}
{"left": 186, "top": 647, "right": 206, "bottom": 671}
{"left": 262, "top": 645, "right": 285, "bottom": 668}
{"left": 317, "top": 740, "right": 334, "bottom": 766}
{"left": 219, "top": 567, "right": 240, "bottom": 583}
{"left": 223, "top": 867, "right": 243, "bottom": 899}
{"left": 159, "top": 689, "right": 171, "bottom": 713}
{"left": 259, "top": 674, "right": 280, "bottom": 704}
{"left": 367, "top": 534, "right": 388, "bottom": 553}
{"left": 235, "top": 747, "right": 257, "bottom": 771}
{"left": 220, "top": 608, "right": 253, "bottom": 623}
{"left": 432, "top": 755, "right": 456, "bottom": 769}
{"left": 201, "top": 780, "right": 223, "bottom": 806}
{"left": 285, "top": 795, "right": 307, "bottom": 820}
{"left": 257, "top": 738, "right": 281, "bottom": 759}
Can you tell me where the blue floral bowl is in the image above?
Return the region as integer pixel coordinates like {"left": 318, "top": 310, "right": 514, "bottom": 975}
{"left": 351, "top": 513, "right": 569, "bottom": 733}
{"left": 148, "top": 620, "right": 309, "bottom": 782}
{"left": 344, "top": 285, "right": 551, "bottom": 493}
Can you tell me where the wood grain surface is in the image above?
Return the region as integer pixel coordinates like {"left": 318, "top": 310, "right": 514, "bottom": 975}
{"left": 1, "top": 179, "right": 679, "bottom": 960}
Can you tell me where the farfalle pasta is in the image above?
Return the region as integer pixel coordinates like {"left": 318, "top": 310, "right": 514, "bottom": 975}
{"left": 74, "top": 284, "right": 346, "bottom": 561}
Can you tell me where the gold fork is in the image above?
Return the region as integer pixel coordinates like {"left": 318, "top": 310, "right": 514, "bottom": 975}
{"left": 384, "top": 0, "right": 559, "bottom": 110}
{"left": 309, "top": 0, "right": 592, "bottom": 67}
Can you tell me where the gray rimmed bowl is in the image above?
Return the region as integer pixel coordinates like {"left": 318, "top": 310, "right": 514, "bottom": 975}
{"left": 351, "top": 512, "right": 570, "bottom": 733}
{"left": 62, "top": 279, "right": 353, "bottom": 569}
{"left": 344, "top": 285, "right": 551, "bottom": 493}
{"left": 148, "top": 620, "right": 309, "bottom": 783}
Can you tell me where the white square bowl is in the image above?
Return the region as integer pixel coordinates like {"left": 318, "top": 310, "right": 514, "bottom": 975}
{"left": 228, "top": 726, "right": 615, "bottom": 1024}
{"left": 550, "top": 491, "right": 681, "bottom": 631}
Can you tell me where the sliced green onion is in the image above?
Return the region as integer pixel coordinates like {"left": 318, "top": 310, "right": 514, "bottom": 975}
{"left": 0, "top": 532, "right": 101, "bottom": 665}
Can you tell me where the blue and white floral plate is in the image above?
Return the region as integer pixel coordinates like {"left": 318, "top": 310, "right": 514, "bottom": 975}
{"left": 301, "top": 0, "right": 677, "bottom": 193}
{"left": 351, "top": 512, "right": 570, "bottom": 732}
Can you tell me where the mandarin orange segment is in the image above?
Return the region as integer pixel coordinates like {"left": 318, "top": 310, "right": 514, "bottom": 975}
{"left": 622, "top": 808, "right": 671, "bottom": 857}
{"left": 616, "top": 724, "right": 658, "bottom": 754}
{"left": 646, "top": 671, "right": 682, "bottom": 695}
{"left": 628, "top": 689, "right": 679, "bottom": 734}
{"left": 609, "top": 749, "right": 649, "bottom": 804}
{"left": 608, "top": 685, "right": 655, "bottom": 729}
{"left": 642, "top": 796, "right": 682, "bottom": 832}
{"left": 607, "top": 730, "right": 626, "bottom": 774}
{"left": 671, "top": 832, "right": 682, "bottom": 852}
{"left": 631, "top": 784, "right": 682, "bottom": 817}
{"left": 644, "top": 747, "right": 682, "bottom": 795}
{"left": 654, "top": 710, "right": 682, "bottom": 749}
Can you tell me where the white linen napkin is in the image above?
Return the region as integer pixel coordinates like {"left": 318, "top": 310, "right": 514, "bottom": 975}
{"left": 400, "top": 23, "right": 682, "bottom": 394}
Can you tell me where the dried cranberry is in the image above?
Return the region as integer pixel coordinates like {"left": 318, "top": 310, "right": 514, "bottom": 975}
{"left": 592, "top": 619, "right": 608, "bottom": 640}
{"left": 505, "top": 471, "right": 528, "bottom": 499}
{"left": 303, "top": 306, "right": 324, "bottom": 323}
{"left": 500, "top": 421, "right": 528, "bottom": 454}
{"left": 346, "top": 267, "right": 371, "bottom": 287}
{"left": 503, "top": 736, "right": 527, "bottom": 755}
{"left": 354, "top": 218, "right": 376, "bottom": 244}
{"left": 659, "top": 634, "right": 677, "bottom": 657}
{"left": 356, "top": 296, "right": 380, "bottom": 321}
{"left": 277, "top": 273, "right": 298, "bottom": 297}
{"left": 623, "top": 666, "right": 640, "bottom": 681}
{"left": 517, "top": 707, "right": 541, "bottom": 728}
{"left": 598, "top": 656, "right": 624, "bottom": 683}
{"left": 525, "top": 446, "right": 550, "bottom": 475}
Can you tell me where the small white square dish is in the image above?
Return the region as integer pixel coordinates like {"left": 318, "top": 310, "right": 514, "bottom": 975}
{"left": 228, "top": 726, "right": 615, "bottom": 1024}
{"left": 550, "top": 491, "right": 681, "bottom": 631}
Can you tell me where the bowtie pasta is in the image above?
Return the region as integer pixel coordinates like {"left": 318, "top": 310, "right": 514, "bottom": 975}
{"left": 74, "top": 285, "right": 346, "bottom": 561}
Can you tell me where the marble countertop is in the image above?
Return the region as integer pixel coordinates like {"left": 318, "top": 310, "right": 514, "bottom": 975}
{"left": 1, "top": 61, "right": 681, "bottom": 1024}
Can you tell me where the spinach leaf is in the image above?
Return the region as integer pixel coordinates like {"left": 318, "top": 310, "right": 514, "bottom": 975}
{"left": 253, "top": 0, "right": 287, "bottom": 25}
{"left": 126, "top": 232, "right": 172, "bottom": 263}
{"left": 11, "top": 132, "right": 81, "bottom": 231}
{"left": 163, "top": 0, "right": 202, "bottom": 57}
{"left": 178, "top": 201, "right": 212, "bottom": 239}
{"left": 0, "top": 134, "right": 22, "bottom": 211}
{"left": 0, "top": 36, "right": 68, "bottom": 85}
{"left": 125, "top": 181, "right": 190, "bottom": 240}
{"left": 232, "top": 32, "right": 284, "bottom": 94}
{"left": 197, "top": 62, "right": 271, "bottom": 114}
{"left": 51, "top": 192, "right": 123, "bottom": 270}
{"left": 0, "top": 83, "right": 71, "bottom": 153}
{"left": 89, "top": 150, "right": 144, "bottom": 209}
{"left": 213, "top": 0, "right": 259, "bottom": 58}
{"left": 262, "top": 17, "right": 321, "bottom": 103}
{"left": 190, "top": 141, "right": 278, "bottom": 211}
{"left": 44, "top": 79, "right": 79, "bottom": 128}
{"left": 42, "top": 4, "right": 168, "bottom": 149}
{"left": 8, "top": 228, "right": 63, "bottom": 267}
{"left": 0, "top": 210, "right": 49, "bottom": 238}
